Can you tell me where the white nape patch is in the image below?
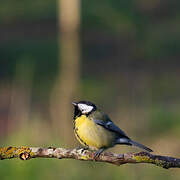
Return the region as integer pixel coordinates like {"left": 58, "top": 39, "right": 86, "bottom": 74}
{"left": 78, "top": 103, "right": 93, "bottom": 114}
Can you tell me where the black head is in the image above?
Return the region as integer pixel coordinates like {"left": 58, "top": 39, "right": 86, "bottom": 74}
{"left": 72, "top": 101, "right": 97, "bottom": 119}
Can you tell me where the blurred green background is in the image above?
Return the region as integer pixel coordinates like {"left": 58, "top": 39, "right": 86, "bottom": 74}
{"left": 0, "top": 0, "right": 180, "bottom": 179}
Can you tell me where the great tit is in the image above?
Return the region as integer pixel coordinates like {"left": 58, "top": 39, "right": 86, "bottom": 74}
{"left": 72, "top": 101, "right": 153, "bottom": 157}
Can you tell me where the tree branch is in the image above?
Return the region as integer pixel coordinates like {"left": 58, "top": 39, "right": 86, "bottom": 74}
{"left": 0, "top": 146, "right": 179, "bottom": 169}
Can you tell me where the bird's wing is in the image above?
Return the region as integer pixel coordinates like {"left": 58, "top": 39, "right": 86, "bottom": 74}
{"left": 93, "top": 118, "right": 129, "bottom": 138}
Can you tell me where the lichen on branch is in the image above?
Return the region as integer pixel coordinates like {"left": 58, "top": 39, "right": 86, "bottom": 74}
{"left": 0, "top": 146, "right": 180, "bottom": 169}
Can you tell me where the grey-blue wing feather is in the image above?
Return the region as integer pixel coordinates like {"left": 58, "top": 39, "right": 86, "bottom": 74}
{"left": 94, "top": 119, "right": 153, "bottom": 152}
{"left": 94, "top": 119, "right": 129, "bottom": 138}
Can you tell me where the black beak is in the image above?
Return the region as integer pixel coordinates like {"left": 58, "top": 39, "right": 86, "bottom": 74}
{"left": 72, "top": 102, "right": 77, "bottom": 106}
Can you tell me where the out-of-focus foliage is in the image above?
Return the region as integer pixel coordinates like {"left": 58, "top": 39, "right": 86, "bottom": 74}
{"left": 0, "top": 0, "right": 180, "bottom": 179}
{"left": 0, "top": 0, "right": 56, "bottom": 22}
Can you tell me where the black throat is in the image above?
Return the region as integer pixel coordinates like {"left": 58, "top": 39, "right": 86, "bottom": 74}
{"left": 73, "top": 106, "right": 82, "bottom": 119}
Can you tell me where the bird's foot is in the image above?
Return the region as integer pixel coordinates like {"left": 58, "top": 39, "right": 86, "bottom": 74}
{"left": 93, "top": 148, "right": 105, "bottom": 160}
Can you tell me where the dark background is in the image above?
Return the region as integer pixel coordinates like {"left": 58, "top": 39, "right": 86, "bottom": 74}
{"left": 0, "top": 0, "right": 180, "bottom": 179}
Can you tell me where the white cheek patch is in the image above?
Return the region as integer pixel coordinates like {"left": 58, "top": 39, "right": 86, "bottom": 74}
{"left": 78, "top": 104, "right": 93, "bottom": 114}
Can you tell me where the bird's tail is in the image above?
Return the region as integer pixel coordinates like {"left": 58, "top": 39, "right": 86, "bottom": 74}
{"left": 116, "top": 138, "right": 153, "bottom": 152}
{"left": 129, "top": 140, "right": 153, "bottom": 152}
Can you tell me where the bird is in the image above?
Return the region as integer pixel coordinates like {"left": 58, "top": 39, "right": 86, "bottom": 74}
{"left": 72, "top": 100, "right": 153, "bottom": 158}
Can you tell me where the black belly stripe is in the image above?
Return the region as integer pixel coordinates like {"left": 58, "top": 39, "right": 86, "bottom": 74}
{"left": 73, "top": 121, "right": 88, "bottom": 147}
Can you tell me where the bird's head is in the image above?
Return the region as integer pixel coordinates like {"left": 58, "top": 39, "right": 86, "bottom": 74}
{"left": 72, "top": 101, "right": 97, "bottom": 118}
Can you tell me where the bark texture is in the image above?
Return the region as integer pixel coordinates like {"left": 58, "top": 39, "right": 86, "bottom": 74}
{"left": 0, "top": 146, "right": 179, "bottom": 169}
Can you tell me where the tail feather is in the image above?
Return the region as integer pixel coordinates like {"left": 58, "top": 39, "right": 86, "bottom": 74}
{"left": 129, "top": 140, "right": 153, "bottom": 152}
{"left": 116, "top": 138, "right": 153, "bottom": 152}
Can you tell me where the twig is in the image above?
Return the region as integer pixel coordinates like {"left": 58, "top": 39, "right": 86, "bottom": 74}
{"left": 0, "top": 146, "right": 179, "bottom": 169}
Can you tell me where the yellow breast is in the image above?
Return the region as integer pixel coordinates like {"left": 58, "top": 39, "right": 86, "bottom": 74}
{"left": 74, "top": 115, "right": 115, "bottom": 150}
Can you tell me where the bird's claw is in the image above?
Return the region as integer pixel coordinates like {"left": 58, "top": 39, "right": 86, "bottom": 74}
{"left": 93, "top": 148, "right": 105, "bottom": 160}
